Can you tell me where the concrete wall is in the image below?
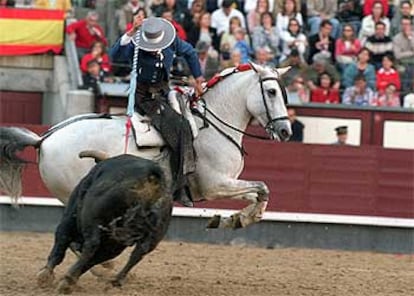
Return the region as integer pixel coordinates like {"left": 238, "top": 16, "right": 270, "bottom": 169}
{"left": 0, "top": 55, "right": 94, "bottom": 125}
{"left": 1, "top": 204, "right": 412, "bottom": 254}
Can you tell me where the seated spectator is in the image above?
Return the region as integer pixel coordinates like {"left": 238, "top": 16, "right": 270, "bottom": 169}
{"left": 211, "top": 0, "right": 245, "bottom": 37}
{"left": 220, "top": 16, "right": 248, "bottom": 54}
{"left": 304, "top": 55, "right": 341, "bottom": 90}
{"left": 219, "top": 42, "right": 232, "bottom": 68}
{"left": 187, "top": 11, "right": 220, "bottom": 52}
{"left": 0, "top": 0, "right": 15, "bottom": 7}
{"left": 376, "top": 54, "right": 401, "bottom": 93}
{"left": 363, "top": 0, "right": 389, "bottom": 17}
{"left": 342, "top": 47, "right": 376, "bottom": 90}
{"left": 279, "top": 48, "right": 308, "bottom": 86}
{"left": 252, "top": 12, "right": 280, "bottom": 63}
{"left": 287, "top": 107, "right": 304, "bottom": 142}
{"left": 182, "top": 0, "right": 205, "bottom": 32}
{"left": 66, "top": 11, "right": 108, "bottom": 58}
{"left": 310, "top": 72, "right": 340, "bottom": 104}
{"left": 393, "top": 16, "right": 414, "bottom": 92}
{"left": 359, "top": 1, "right": 390, "bottom": 45}
{"left": 335, "top": 24, "right": 362, "bottom": 72}
{"left": 82, "top": 59, "right": 114, "bottom": 96}
{"left": 80, "top": 41, "right": 111, "bottom": 74}
{"left": 364, "top": 21, "right": 393, "bottom": 69}
{"left": 247, "top": 0, "right": 270, "bottom": 33}
{"left": 391, "top": 1, "right": 414, "bottom": 36}
{"left": 152, "top": 0, "right": 190, "bottom": 25}
{"left": 403, "top": 80, "right": 414, "bottom": 108}
{"left": 124, "top": 8, "right": 147, "bottom": 33}
{"left": 286, "top": 75, "right": 310, "bottom": 104}
{"left": 196, "top": 41, "right": 220, "bottom": 80}
{"left": 233, "top": 28, "right": 253, "bottom": 64}
{"left": 254, "top": 48, "right": 276, "bottom": 67}
{"left": 371, "top": 83, "right": 401, "bottom": 107}
{"left": 342, "top": 74, "right": 375, "bottom": 106}
{"left": 270, "top": 0, "right": 300, "bottom": 17}
{"left": 224, "top": 49, "right": 243, "bottom": 68}
{"left": 306, "top": 0, "right": 341, "bottom": 39}
{"left": 114, "top": 0, "right": 145, "bottom": 37}
{"left": 336, "top": 0, "right": 363, "bottom": 34}
{"left": 162, "top": 9, "right": 187, "bottom": 40}
{"left": 34, "top": 0, "right": 72, "bottom": 15}
{"left": 275, "top": 0, "right": 303, "bottom": 35}
{"left": 307, "top": 20, "right": 336, "bottom": 64}
{"left": 279, "top": 18, "right": 307, "bottom": 63}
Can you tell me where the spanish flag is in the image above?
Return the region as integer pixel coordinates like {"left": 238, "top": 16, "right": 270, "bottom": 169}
{"left": 0, "top": 8, "right": 64, "bottom": 56}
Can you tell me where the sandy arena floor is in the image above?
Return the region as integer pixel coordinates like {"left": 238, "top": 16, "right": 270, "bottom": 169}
{"left": 0, "top": 232, "right": 413, "bottom": 296}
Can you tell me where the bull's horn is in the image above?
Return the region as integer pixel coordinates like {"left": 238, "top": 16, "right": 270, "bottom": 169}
{"left": 79, "top": 150, "right": 110, "bottom": 163}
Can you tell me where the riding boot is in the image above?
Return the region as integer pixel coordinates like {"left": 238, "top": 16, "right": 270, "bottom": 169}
{"left": 173, "top": 186, "right": 193, "bottom": 207}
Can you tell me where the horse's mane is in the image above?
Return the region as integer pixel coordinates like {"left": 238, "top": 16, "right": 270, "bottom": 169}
{"left": 203, "top": 64, "right": 279, "bottom": 104}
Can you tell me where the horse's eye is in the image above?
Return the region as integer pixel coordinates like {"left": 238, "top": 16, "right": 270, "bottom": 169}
{"left": 267, "top": 89, "right": 276, "bottom": 96}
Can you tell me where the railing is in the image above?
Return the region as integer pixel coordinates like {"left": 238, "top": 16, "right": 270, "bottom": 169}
{"left": 64, "top": 29, "right": 83, "bottom": 89}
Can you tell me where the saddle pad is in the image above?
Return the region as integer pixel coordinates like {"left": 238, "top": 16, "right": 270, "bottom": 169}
{"left": 130, "top": 113, "right": 165, "bottom": 147}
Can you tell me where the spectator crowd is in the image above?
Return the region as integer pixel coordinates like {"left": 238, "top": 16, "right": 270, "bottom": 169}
{"left": 4, "top": 0, "right": 414, "bottom": 108}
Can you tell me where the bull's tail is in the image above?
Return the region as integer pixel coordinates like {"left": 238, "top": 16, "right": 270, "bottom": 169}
{"left": 79, "top": 150, "right": 110, "bottom": 163}
{"left": 0, "top": 127, "right": 42, "bottom": 203}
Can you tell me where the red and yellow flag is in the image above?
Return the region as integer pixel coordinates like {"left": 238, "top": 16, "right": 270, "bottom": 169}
{"left": 0, "top": 8, "right": 64, "bottom": 56}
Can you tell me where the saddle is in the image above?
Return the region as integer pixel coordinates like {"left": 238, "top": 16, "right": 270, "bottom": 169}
{"left": 130, "top": 88, "right": 198, "bottom": 148}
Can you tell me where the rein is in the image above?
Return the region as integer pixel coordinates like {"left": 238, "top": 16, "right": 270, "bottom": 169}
{"left": 193, "top": 68, "right": 289, "bottom": 156}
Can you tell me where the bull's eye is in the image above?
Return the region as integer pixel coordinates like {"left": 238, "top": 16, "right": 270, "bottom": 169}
{"left": 267, "top": 89, "right": 276, "bottom": 97}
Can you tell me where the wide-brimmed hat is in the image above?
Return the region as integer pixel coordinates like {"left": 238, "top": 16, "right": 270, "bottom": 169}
{"left": 137, "top": 17, "right": 176, "bottom": 51}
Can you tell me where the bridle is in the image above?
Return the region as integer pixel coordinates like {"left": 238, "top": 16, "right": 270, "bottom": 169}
{"left": 193, "top": 70, "right": 289, "bottom": 156}
{"left": 259, "top": 76, "right": 289, "bottom": 136}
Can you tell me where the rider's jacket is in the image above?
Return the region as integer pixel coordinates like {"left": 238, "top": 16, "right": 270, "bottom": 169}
{"left": 110, "top": 35, "right": 202, "bottom": 84}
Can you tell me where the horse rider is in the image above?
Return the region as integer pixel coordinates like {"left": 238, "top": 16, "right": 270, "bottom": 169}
{"left": 110, "top": 15, "right": 205, "bottom": 207}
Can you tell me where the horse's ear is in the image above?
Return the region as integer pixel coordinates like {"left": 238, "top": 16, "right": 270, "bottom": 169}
{"left": 274, "top": 66, "right": 291, "bottom": 77}
{"left": 248, "top": 60, "right": 259, "bottom": 73}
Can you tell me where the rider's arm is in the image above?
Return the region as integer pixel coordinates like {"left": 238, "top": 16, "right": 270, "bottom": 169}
{"left": 173, "top": 38, "right": 205, "bottom": 96}
{"left": 109, "top": 36, "right": 134, "bottom": 64}
{"left": 173, "top": 37, "right": 203, "bottom": 80}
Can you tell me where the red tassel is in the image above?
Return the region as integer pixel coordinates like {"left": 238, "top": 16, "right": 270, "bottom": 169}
{"left": 124, "top": 117, "right": 132, "bottom": 154}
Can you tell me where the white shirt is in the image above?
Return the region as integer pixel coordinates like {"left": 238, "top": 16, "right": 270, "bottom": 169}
{"left": 276, "top": 13, "right": 304, "bottom": 35}
{"left": 211, "top": 8, "right": 246, "bottom": 35}
{"left": 359, "top": 15, "right": 390, "bottom": 45}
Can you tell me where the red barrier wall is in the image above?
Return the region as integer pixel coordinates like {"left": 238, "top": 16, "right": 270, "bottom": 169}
{"left": 5, "top": 125, "right": 413, "bottom": 219}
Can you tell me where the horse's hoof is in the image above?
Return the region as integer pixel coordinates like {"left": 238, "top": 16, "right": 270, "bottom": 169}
{"left": 206, "top": 215, "right": 221, "bottom": 228}
{"left": 37, "top": 267, "right": 55, "bottom": 288}
{"left": 230, "top": 213, "right": 244, "bottom": 229}
{"left": 57, "top": 278, "right": 73, "bottom": 294}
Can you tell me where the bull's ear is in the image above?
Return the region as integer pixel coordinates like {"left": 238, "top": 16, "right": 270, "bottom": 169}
{"left": 274, "top": 66, "right": 291, "bottom": 77}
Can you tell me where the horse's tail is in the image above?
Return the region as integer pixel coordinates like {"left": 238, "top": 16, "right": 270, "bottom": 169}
{"left": 0, "top": 127, "right": 42, "bottom": 203}
{"left": 79, "top": 150, "right": 110, "bottom": 163}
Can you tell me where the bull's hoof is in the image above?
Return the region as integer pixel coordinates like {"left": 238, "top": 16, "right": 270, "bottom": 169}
{"left": 206, "top": 215, "right": 221, "bottom": 228}
{"left": 37, "top": 267, "right": 55, "bottom": 288}
{"left": 57, "top": 278, "right": 73, "bottom": 294}
{"left": 109, "top": 276, "right": 125, "bottom": 287}
{"left": 101, "top": 260, "right": 115, "bottom": 270}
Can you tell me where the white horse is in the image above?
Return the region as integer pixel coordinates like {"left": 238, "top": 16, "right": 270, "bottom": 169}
{"left": 0, "top": 63, "right": 292, "bottom": 229}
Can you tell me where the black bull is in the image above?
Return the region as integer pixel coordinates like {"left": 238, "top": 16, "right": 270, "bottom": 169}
{"left": 37, "top": 152, "right": 172, "bottom": 293}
